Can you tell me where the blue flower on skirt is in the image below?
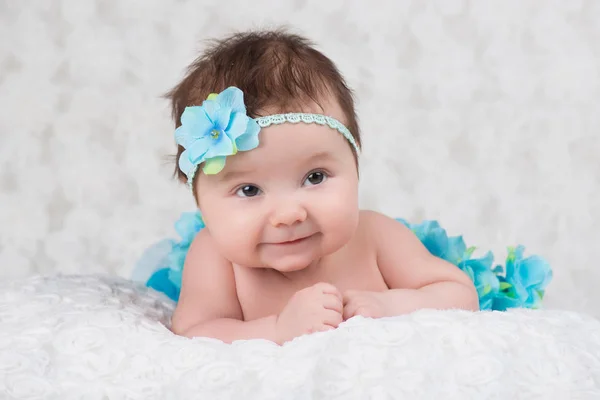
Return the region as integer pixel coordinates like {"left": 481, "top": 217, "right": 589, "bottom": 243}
{"left": 396, "top": 219, "right": 475, "bottom": 265}
{"left": 167, "top": 211, "right": 205, "bottom": 289}
{"left": 493, "top": 246, "right": 553, "bottom": 310}
{"left": 458, "top": 252, "right": 500, "bottom": 311}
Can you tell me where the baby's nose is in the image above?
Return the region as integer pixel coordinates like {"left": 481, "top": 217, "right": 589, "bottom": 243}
{"left": 269, "top": 201, "right": 307, "bottom": 227}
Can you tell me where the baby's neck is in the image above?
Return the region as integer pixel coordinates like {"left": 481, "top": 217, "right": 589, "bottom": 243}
{"left": 275, "top": 257, "right": 325, "bottom": 282}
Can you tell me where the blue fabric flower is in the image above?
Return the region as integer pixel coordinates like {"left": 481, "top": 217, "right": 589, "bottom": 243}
{"left": 166, "top": 211, "right": 205, "bottom": 291}
{"left": 146, "top": 268, "right": 180, "bottom": 302}
{"left": 173, "top": 211, "right": 205, "bottom": 244}
{"left": 396, "top": 219, "right": 475, "bottom": 265}
{"left": 145, "top": 211, "right": 205, "bottom": 302}
{"left": 175, "top": 87, "right": 261, "bottom": 177}
{"left": 492, "top": 246, "right": 553, "bottom": 310}
{"left": 458, "top": 252, "right": 500, "bottom": 311}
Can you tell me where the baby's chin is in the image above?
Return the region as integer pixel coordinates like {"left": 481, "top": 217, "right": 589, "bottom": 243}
{"left": 231, "top": 251, "right": 317, "bottom": 272}
{"left": 266, "top": 256, "right": 318, "bottom": 273}
{"left": 231, "top": 248, "right": 323, "bottom": 272}
{"left": 258, "top": 241, "right": 343, "bottom": 273}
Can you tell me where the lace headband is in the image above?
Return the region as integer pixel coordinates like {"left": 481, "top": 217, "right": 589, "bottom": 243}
{"left": 175, "top": 86, "right": 360, "bottom": 189}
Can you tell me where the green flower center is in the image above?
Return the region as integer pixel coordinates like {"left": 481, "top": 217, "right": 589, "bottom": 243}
{"left": 211, "top": 129, "right": 220, "bottom": 139}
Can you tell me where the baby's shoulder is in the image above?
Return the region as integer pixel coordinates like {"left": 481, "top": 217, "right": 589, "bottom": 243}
{"left": 355, "top": 210, "right": 413, "bottom": 245}
{"left": 185, "top": 228, "right": 233, "bottom": 273}
{"left": 349, "top": 210, "right": 387, "bottom": 249}
{"left": 188, "top": 228, "right": 217, "bottom": 255}
{"left": 357, "top": 209, "right": 401, "bottom": 231}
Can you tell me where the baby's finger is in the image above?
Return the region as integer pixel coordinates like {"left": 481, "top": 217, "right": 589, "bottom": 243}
{"left": 322, "top": 309, "right": 343, "bottom": 327}
{"left": 314, "top": 282, "right": 343, "bottom": 302}
{"left": 322, "top": 293, "right": 343, "bottom": 313}
{"left": 343, "top": 300, "right": 359, "bottom": 321}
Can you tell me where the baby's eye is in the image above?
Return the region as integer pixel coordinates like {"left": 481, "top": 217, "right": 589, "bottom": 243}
{"left": 235, "top": 185, "right": 261, "bottom": 198}
{"left": 303, "top": 171, "right": 328, "bottom": 186}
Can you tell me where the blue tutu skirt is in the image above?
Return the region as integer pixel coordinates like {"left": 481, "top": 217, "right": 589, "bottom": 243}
{"left": 133, "top": 211, "right": 553, "bottom": 311}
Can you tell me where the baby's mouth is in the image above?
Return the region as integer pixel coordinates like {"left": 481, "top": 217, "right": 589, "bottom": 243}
{"left": 279, "top": 237, "right": 308, "bottom": 245}
{"left": 271, "top": 233, "right": 316, "bottom": 245}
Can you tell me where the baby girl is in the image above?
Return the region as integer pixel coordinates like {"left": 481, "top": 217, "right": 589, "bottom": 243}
{"left": 159, "top": 30, "right": 479, "bottom": 345}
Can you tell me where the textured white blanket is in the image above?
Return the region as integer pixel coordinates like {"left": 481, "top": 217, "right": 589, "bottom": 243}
{"left": 1, "top": 275, "right": 599, "bottom": 399}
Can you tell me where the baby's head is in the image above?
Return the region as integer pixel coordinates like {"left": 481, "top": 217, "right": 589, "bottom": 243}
{"left": 168, "top": 30, "right": 361, "bottom": 271}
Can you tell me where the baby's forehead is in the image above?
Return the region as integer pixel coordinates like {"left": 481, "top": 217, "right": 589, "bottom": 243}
{"left": 221, "top": 122, "right": 352, "bottom": 176}
{"left": 259, "top": 120, "right": 350, "bottom": 154}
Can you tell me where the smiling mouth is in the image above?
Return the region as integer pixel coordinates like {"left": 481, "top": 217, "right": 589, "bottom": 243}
{"left": 273, "top": 234, "right": 315, "bottom": 245}
{"left": 280, "top": 237, "right": 308, "bottom": 245}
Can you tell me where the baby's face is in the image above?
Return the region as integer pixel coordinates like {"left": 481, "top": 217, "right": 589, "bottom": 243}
{"left": 195, "top": 99, "right": 359, "bottom": 272}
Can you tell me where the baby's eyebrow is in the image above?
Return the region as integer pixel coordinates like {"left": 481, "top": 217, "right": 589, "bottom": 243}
{"left": 219, "top": 168, "right": 254, "bottom": 182}
{"left": 307, "top": 151, "right": 336, "bottom": 163}
{"left": 219, "top": 151, "right": 336, "bottom": 182}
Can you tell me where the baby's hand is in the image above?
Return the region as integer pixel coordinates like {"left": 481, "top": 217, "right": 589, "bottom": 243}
{"left": 275, "top": 283, "right": 343, "bottom": 343}
{"left": 342, "top": 290, "right": 388, "bottom": 320}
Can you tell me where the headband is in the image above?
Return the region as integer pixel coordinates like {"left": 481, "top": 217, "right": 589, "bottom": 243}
{"left": 175, "top": 86, "right": 360, "bottom": 189}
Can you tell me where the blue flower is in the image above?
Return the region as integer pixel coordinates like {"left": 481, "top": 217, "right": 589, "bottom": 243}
{"left": 146, "top": 268, "right": 180, "bottom": 302}
{"left": 143, "top": 211, "right": 206, "bottom": 302}
{"left": 166, "top": 211, "right": 205, "bottom": 290}
{"left": 492, "top": 246, "right": 553, "bottom": 310}
{"left": 458, "top": 252, "right": 500, "bottom": 311}
{"left": 173, "top": 211, "right": 205, "bottom": 245}
{"left": 175, "top": 87, "right": 261, "bottom": 178}
{"left": 397, "top": 219, "right": 553, "bottom": 311}
{"left": 396, "top": 219, "right": 474, "bottom": 265}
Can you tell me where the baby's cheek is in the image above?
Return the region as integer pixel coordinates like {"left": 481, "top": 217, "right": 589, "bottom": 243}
{"left": 214, "top": 213, "right": 261, "bottom": 262}
{"left": 320, "top": 189, "right": 359, "bottom": 240}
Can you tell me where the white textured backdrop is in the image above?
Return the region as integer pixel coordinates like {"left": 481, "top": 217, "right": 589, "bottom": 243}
{"left": 1, "top": 0, "right": 599, "bottom": 317}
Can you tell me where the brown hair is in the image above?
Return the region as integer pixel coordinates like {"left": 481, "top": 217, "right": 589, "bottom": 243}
{"left": 166, "top": 29, "right": 360, "bottom": 188}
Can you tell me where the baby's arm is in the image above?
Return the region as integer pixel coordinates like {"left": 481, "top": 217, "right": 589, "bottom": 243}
{"left": 345, "top": 211, "right": 479, "bottom": 319}
{"left": 170, "top": 229, "right": 279, "bottom": 343}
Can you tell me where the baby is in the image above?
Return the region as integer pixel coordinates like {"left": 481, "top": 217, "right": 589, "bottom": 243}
{"left": 166, "top": 30, "right": 479, "bottom": 345}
